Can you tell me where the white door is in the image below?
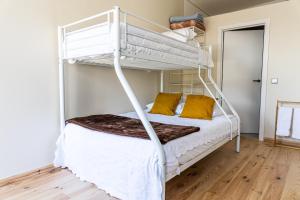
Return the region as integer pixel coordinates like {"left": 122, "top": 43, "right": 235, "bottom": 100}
{"left": 222, "top": 30, "right": 264, "bottom": 134}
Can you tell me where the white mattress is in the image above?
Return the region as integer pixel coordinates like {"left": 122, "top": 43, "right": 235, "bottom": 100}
{"left": 54, "top": 112, "right": 238, "bottom": 200}
{"left": 64, "top": 23, "right": 213, "bottom": 70}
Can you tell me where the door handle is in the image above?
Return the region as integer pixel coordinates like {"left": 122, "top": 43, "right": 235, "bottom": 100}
{"left": 252, "top": 79, "right": 261, "bottom": 83}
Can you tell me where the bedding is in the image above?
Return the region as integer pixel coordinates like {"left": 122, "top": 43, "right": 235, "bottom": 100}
{"left": 145, "top": 102, "right": 153, "bottom": 112}
{"left": 147, "top": 101, "right": 222, "bottom": 116}
{"left": 162, "top": 28, "right": 197, "bottom": 43}
{"left": 213, "top": 104, "right": 224, "bottom": 117}
{"left": 175, "top": 102, "right": 185, "bottom": 115}
{"left": 169, "top": 13, "right": 204, "bottom": 23}
{"left": 150, "top": 93, "right": 182, "bottom": 116}
{"left": 66, "top": 114, "right": 199, "bottom": 144}
{"left": 180, "top": 95, "right": 215, "bottom": 120}
{"left": 54, "top": 112, "right": 238, "bottom": 200}
{"left": 167, "top": 129, "right": 238, "bottom": 180}
{"left": 146, "top": 102, "right": 184, "bottom": 115}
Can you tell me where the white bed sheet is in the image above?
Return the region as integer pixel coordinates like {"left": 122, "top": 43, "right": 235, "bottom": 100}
{"left": 177, "top": 130, "right": 238, "bottom": 166}
{"left": 65, "top": 23, "right": 213, "bottom": 70}
{"left": 54, "top": 112, "right": 238, "bottom": 200}
{"left": 123, "top": 112, "right": 238, "bottom": 169}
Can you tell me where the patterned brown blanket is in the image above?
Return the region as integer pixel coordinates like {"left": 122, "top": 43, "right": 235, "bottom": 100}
{"left": 66, "top": 114, "right": 200, "bottom": 144}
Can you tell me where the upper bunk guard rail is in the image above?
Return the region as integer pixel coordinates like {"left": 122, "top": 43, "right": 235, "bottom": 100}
{"left": 62, "top": 9, "right": 114, "bottom": 29}
{"left": 59, "top": 6, "right": 213, "bottom": 70}
{"left": 58, "top": 6, "right": 240, "bottom": 200}
{"left": 62, "top": 8, "right": 192, "bottom": 44}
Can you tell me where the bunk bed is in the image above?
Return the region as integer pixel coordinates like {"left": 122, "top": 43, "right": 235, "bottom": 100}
{"left": 54, "top": 6, "right": 240, "bottom": 200}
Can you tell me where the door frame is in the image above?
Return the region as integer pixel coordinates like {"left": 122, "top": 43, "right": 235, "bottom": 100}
{"left": 217, "top": 19, "right": 270, "bottom": 141}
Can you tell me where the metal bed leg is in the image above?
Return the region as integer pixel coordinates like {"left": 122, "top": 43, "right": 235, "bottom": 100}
{"left": 236, "top": 134, "right": 240, "bottom": 153}
{"left": 58, "top": 26, "right": 66, "bottom": 134}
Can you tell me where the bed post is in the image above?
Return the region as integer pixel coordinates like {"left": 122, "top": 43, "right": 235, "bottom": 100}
{"left": 160, "top": 71, "right": 164, "bottom": 92}
{"left": 58, "top": 26, "right": 66, "bottom": 134}
{"left": 112, "top": 6, "right": 166, "bottom": 199}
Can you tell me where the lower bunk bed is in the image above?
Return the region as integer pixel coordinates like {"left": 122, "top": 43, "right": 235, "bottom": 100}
{"left": 54, "top": 111, "right": 238, "bottom": 200}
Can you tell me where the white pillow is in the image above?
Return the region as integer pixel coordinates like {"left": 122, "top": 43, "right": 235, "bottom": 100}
{"left": 145, "top": 102, "right": 184, "bottom": 115}
{"left": 175, "top": 102, "right": 185, "bottom": 115}
{"left": 213, "top": 105, "right": 224, "bottom": 117}
{"left": 147, "top": 101, "right": 224, "bottom": 116}
{"left": 145, "top": 103, "right": 154, "bottom": 112}
{"left": 162, "top": 28, "right": 196, "bottom": 43}
{"left": 146, "top": 102, "right": 224, "bottom": 117}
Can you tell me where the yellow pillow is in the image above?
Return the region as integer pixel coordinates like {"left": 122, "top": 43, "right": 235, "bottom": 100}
{"left": 150, "top": 93, "right": 182, "bottom": 116}
{"left": 180, "top": 95, "right": 215, "bottom": 120}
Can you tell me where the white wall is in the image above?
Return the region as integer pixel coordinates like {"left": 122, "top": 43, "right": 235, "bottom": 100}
{"left": 65, "top": 66, "right": 159, "bottom": 118}
{"left": 0, "top": 0, "right": 58, "bottom": 179}
{"left": 0, "top": 0, "right": 183, "bottom": 179}
{"left": 204, "top": 0, "right": 300, "bottom": 139}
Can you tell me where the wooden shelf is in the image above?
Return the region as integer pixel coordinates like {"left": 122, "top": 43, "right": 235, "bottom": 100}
{"left": 189, "top": 26, "right": 205, "bottom": 36}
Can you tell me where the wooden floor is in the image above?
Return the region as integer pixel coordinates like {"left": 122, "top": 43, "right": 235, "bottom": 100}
{"left": 1, "top": 135, "right": 300, "bottom": 200}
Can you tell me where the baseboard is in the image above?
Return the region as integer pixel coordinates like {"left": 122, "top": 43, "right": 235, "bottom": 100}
{"left": 264, "top": 137, "right": 300, "bottom": 149}
{"left": 0, "top": 164, "right": 54, "bottom": 187}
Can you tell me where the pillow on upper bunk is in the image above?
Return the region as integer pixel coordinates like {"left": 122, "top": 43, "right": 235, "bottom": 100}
{"left": 180, "top": 95, "right": 215, "bottom": 120}
{"left": 149, "top": 93, "right": 182, "bottom": 116}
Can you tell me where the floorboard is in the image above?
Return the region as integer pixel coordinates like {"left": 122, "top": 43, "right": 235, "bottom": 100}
{"left": 1, "top": 135, "right": 300, "bottom": 200}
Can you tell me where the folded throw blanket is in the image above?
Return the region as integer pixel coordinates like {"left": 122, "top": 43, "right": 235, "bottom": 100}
{"left": 66, "top": 114, "right": 200, "bottom": 144}
{"left": 170, "top": 20, "right": 206, "bottom": 31}
{"left": 170, "top": 13, "right": 203, "bottom": 23}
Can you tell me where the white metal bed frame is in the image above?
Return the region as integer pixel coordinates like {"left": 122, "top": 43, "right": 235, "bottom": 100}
{"left": 58, "top": 6, "right": 240, "bottom": 200}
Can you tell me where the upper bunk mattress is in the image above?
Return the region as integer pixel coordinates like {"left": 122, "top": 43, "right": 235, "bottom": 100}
{"left": 64, "top": 22, "right": 213, "bottom": 70}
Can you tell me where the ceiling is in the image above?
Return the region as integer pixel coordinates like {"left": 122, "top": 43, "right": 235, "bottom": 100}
{"left": 190, "top": 0, "right": 288, "bottom": 16}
